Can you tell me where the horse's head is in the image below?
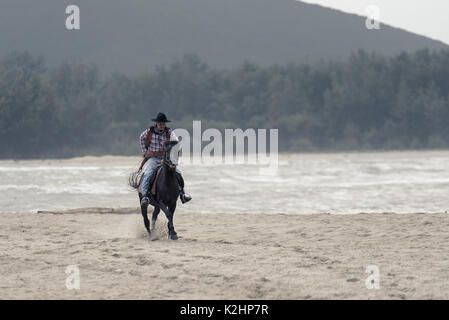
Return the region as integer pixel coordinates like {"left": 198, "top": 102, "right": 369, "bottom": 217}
{"left": 164, "top": 140, "right": 179, "bottom": 170}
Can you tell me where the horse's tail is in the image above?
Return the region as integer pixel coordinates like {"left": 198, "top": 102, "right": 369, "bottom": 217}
{"left": 128, "top": 170, "right": 143, "bottom": 190}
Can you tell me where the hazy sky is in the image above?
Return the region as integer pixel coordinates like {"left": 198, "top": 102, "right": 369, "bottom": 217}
{"left": 299, "top": 0, "right": 449, "bottom": 45}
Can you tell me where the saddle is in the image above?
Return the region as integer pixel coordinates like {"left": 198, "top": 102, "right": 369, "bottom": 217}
{"left": 140, "top": 164, "right": 183, "bottom": 198}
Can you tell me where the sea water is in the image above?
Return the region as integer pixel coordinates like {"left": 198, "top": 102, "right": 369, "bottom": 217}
{"left": 1, "top": 151, "right": 448, "bottom": 214}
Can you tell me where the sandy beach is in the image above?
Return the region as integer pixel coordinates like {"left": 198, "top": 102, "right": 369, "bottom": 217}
{"left": 1, "top": 209, "right": 449, "bottom": 299}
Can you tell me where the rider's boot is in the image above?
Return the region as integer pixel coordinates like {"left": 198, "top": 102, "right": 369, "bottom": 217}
{"left": 140, "top": 194, "right": 150, "bottom": 207}
{"left": 179, "top": 189, "right": 192, "bottom": 204}
{"left": 175, "top": 171, "right": 192, "bottom": 204}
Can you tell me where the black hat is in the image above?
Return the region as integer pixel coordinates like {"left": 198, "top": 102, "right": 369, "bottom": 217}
{"left": 151, "top": 112, "right": 171, "bottom": 123}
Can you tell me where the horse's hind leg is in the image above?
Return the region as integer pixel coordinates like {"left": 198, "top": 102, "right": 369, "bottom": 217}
{"left": 139, "top": 193, "right": 151, "bottom": 236}
{"left": 151, "top": 206, "right": 160, "bottom": 231}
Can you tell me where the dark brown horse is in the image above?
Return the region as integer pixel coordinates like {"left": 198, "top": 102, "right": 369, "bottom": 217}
{"left": 129, "top": 141, "right": 180, "bottom": 240}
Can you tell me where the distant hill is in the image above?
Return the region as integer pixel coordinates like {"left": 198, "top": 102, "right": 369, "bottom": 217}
{"left": 0, "top": 0, "right": 447, "bottom": 74}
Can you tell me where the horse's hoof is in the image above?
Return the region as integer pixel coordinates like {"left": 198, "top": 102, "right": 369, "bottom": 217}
{"left": 169, "top": 233, "right": 178, "bottom": 240}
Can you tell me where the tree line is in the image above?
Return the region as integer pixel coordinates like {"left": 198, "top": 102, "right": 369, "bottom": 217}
{"left": 1, "top": 49, "right": 449, "bottom": 159}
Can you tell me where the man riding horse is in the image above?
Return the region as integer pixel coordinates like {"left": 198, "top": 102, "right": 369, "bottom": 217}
{"left": 139, "top": 112, "right": 192, "bottom": 207}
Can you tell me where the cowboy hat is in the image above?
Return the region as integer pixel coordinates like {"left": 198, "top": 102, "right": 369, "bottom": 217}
{"left": 151, "top": 112, "right": 171, "bottom": 123}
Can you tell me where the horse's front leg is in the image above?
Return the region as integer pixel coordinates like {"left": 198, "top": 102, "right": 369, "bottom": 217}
{"left": 168, "top": 202, "right": 177, "bottom": 238}
{"left": 158, "top": 201, "right": 178, "bottom": 240}
{"left": 139, "top": 193, "right": 151, "bottom": 236}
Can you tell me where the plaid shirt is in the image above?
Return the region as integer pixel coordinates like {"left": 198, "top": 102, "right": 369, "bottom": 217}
{"left": 140, "top": 128, "right": 177, "bottom": 153}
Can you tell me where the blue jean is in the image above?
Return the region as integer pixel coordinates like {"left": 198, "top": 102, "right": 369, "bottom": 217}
{"left": 141, "top": 157, "right": 181, "bottom": 195}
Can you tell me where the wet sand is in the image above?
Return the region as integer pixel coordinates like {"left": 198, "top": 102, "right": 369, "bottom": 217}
{"left": 1, "top": 209, "right": 449, "bottom": 299}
